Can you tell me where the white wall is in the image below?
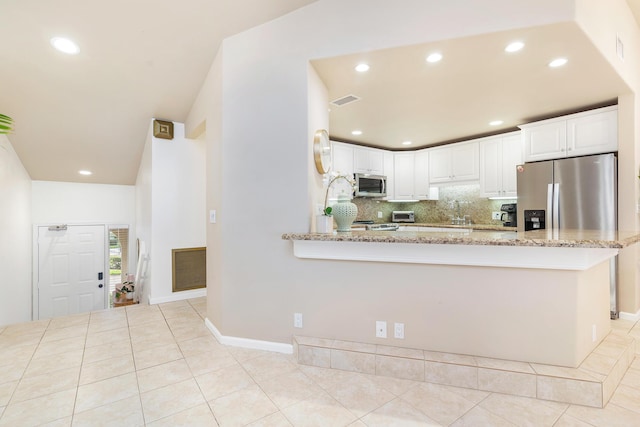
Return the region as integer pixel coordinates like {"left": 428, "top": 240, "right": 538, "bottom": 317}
{"left": 135, "top": 121, "right": 207, "bottom": 304}
{"left": 192, "top": 0, "right": 578, "bottom": 349}
{"left": 0, "top": 135, "right": 32, "bottom": 326}
{"left": 150, "top": 122, "right": 206, "bottom": 302}
{"left": 135, "top": 128, "right": 153, "bottom": 304}
{"left": 32, "top": 181, "right": 135, "bottom": 225}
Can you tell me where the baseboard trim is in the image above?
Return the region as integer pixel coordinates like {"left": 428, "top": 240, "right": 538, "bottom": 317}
{"left": 148, "top": 289, "right": 207, "bottom": 305}
{"left": 204, "top": 318, "right": 293, "bottom": 354}
{"left": 619, "top": 309, "right": 640, "bottom": 322}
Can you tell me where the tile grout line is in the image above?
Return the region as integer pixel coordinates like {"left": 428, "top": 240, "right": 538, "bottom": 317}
{"left": 1, "top": 319, "right": 49, "bottom": 410}
{"left": 125, "top": 305, "right": 149, "bottom": 427}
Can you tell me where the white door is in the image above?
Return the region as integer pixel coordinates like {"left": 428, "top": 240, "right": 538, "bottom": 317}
{"left": 37, "top": 225, "right": 106, "bottom": 319}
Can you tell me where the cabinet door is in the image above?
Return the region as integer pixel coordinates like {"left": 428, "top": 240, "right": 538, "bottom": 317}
{"left": 501, "top": 134, "right": 523, "bottom": 197}
{"left": 567, "top": 109, "right": 617, "bottom": 157}
{"left": 413, "top": 150, "right": 430, "bottom": 199}
{"left": 368, "top": 149, "right": 385, "bottom": 175}
{"left": 522, "top": 121, "right": 566, "bottom": 162}
{"left": 354, "top": 147, "right": 385, "bottom": 174}
{"left": 479, "top": 137, "right": 502, "bottom": 197}
{"left": 330, "top": 142, "right": 354, "bottom": 202}
{"left": 383, "top": 151, "right": 395, "bottom": 199}
{"left": 451, "top": 142, "right": 479, "bottom": 181}
{"left": 393, "top": 152, "right": 415, "bottom": 199}
{"left": 428, "top": 147, "right": 451, "bottom": 183}
{"left": 353, "top": 147, "right": 370, "bottom": 174}
{"left": 331, "top": 142, "right": 354, "bottom": 176}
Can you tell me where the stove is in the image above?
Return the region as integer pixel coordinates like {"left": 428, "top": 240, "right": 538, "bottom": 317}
{"left": 365, "top": 223, "right": 400, "bottom": 231}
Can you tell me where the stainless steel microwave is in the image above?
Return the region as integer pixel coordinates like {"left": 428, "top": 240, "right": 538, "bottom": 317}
{"left": 354, "top": 173, "right": 387, "bottom": 198}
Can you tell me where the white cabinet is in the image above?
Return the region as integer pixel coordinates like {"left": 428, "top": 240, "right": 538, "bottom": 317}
{"left": 383, "top": 151, "right": 395, "bottom": 199}
{"left": 354, "top": 146, "right": 385, "bottom": 175}
{"left": 393, "top": 150, "right": 438, "bottom": 200}
{"left": 331, "top": 141, "right": 354, "bottom": 176}
{"left": 479, "top": 132, "right": 522, "bottom": 198}
{"left": 521, "top": 106, "right": 617, "bottom": 162}
{"left": 393, "top": 152, "right": 415, "bottom": 200}
{"left": 567, "top": 108, "right": 618, "bottom": 157}
{"left": 414, "top": 150, "right": 430, "bottom": 198}
{"left": 429, "top": 141, "right": 479, "bottom": 183}
{"left": 329, "top": 142, "right": 355, "bottom": 202}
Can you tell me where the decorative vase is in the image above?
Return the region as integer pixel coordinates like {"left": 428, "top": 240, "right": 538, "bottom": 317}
{"left": 126, "top": 292, "right": 133, "bottom": 300}
{"left": 332, "top": 194, "right": 358, "bottom": 232}
{"left": 316, "top": 215, "right": 334, "bottom": 233}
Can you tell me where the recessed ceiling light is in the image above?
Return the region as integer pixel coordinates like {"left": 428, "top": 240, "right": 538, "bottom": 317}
{"left": 78, "top": 170, "right": 92, "bottom": 176}
{"left": 355, "top": 63, "right": 370, "bottom": 72}
{"left": 50, "top": 37, "right": 80, "bottom": 55}
{"left": 548, "top": 58, "right": 568, "bottom": 68}
{"left": 351, "top": 130, "right": 362, "bottom": 136}
{"left": 489, "top": 120, "right": 504, "bottom": 126}
{"left": 505, "top": 41, "right": 524, "bottom": 53}
{"left": 426, "top": 53, "right": 443, "bottom": 63}
{"left": 402, "top": 141, "right": 412, "bottom": 146}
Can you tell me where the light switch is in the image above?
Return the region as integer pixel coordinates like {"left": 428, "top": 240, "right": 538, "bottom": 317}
{"left": 209, "top": 210, "right": 216, "bottom": 224}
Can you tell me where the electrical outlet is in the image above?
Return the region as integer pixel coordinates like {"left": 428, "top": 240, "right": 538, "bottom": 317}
{"left": 394, "top": 322, "right": 404, "bottom": 339}
{"left": 492, "top": 211, "right": 502, "bottom": 220}
{"left": 377, "top": 211, "right": 383, "bottom": 218}
{"left": 209, "top": 210, "right": 217, "bottom": 223}
{"left": 294, "top": 313, "right": 303, "bottom": 328}
{"left": 375, "top": 321, "right": 387, "bottom": 338}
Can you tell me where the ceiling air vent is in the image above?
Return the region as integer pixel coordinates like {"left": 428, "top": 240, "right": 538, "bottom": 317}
{"left": 330, "top": 94, "right": 360, "bottom": 107}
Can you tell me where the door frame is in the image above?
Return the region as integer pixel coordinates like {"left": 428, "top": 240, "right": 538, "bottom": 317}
{"left": 32, "top": 223, "right": 109, "bottom": 320}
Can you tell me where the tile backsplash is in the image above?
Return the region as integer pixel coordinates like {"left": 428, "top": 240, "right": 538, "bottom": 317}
{"left": 352, "top": 184, "right": 516, "bottom": 225}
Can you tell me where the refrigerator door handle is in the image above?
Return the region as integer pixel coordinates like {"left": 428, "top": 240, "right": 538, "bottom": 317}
{"left": 547, "top": 184, "right": 553, "bottom": 230}
{"left": 553, "top": 183, "right": 560, "bottom": 231}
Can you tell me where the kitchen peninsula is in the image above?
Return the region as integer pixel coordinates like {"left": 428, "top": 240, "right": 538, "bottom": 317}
{"left": 283, "top": 227, "right": 640, "bottom": 368}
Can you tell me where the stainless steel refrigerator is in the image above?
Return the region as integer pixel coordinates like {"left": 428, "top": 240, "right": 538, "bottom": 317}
{"left": 516, "top": 153, "right": 618, "bottom": 317}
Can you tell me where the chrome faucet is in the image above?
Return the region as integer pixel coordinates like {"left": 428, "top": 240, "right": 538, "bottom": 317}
{"left": 449, "top": 200, "right": 471, "bottom": 225}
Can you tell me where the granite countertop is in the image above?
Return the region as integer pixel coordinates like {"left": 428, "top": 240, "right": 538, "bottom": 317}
{"left": 393, "top": 222, "right": 516, "bottom": 231}
{"left": 282, "top": 227, "right": 640, "bottom": 249}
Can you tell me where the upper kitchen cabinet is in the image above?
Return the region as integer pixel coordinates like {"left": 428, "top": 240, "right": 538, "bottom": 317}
{"left": 567, "top": 107, "right": 618, "bottom": 157}
{"left": 331, "top": 141, "right": 354, "bottom": 176}
{"left": 393, "top": 150, "right": 437, "bottom": 201}
{"left": 353, "top": 146, "right": 385, "bottom": 175}
{"left": 520, "top": 106, "right": 617, "bottom": 162}
{"left": 328, "top": 141, "right": 355, "bottom": 202}
{"left": 429, "top": 141, "right": 479, "bottom": 184}
{"left": 480, "top": 132, "right": 522, "bottom": 198}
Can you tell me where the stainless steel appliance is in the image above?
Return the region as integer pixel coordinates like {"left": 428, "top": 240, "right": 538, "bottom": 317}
{"left": 516, "top": 153, "right": 618, "bottom": 317}
{"left": 392, "top": 211, "right": 415, "bottom": 223}
{"left": 500, "top": 203, "right": 517, "bottom": 227}
{"left": 354, "top": 173, "right": 386, "bottom": 198}
{"left": 365, "top": 223, "right": 400, "bottom": 231}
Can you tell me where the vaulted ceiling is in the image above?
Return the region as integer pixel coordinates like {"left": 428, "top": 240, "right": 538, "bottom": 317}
{"left": 1, "top": 1, "right": 638, "bottom": 184}
{"left": 0, "top": 0, "right": 316, "bottom": 184}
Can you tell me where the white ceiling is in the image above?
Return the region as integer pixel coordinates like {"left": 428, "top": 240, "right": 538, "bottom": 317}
{"left": 0, "top": 0, "right": 316, "bottom": 184}
{"left": 2, "top": 2, "right": 637, "bottom": 184}
{"left": 312, "top": 21, "right": 630, "bottom": 150}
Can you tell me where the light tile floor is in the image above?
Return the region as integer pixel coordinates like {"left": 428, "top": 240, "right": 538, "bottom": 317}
{"left": 0, "top": 298, "right": 639, "bottom": 426}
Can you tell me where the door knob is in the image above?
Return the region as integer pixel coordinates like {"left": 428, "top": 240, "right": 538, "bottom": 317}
{"left": 98, "top": 284, "right": 103, "bottom": 288}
